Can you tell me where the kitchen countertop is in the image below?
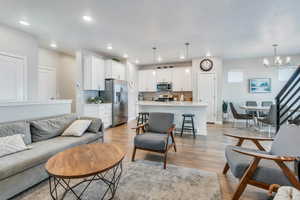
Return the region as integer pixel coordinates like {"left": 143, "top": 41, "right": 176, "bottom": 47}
{"left": 84, "top": 103, "right": 112, "bottom": 105}
{"left": 0, "top": 99, "right": 72, "bottom": 107}
{"left": 138, "top": 101, "right": 208, "bottom": 107}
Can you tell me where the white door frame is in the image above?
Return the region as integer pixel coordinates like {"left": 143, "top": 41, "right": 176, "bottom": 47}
{"left": 0, "top": 52, "right": 28, "bottom": 101}
{"left": 197, "top": 72, "right": 217, "bottom": 123}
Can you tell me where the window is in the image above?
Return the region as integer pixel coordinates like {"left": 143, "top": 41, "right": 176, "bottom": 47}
{"left": 278, "top": 68, "right": 296, "bottom": 82}
{"left": 228, "top": 71, "right": 243, "bottom": 83}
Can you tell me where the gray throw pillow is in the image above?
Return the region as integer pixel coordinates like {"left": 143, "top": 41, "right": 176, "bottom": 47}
{"left": 80, "top": 117, "right": 103, "bottom": 133}
{"left": 0, "top": 121, "right": 31, "bottom": 145}
{"left": 30, "top": 114, "right": 77, "bottom": 142}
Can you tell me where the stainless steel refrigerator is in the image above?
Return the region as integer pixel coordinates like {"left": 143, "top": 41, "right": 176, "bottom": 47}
{"left": 104, "top": 79, "right": 128, "bottom": 127}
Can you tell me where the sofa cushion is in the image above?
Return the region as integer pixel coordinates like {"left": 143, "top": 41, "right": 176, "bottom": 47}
{"left": 0, "top": 121, "right": 31, "bottom": 145}
{"left": 0, "top": 134, "right": 30, "bottom": 158}
{"left": 134, "top": 132, "right": 172, "bottom": 151}
{"left": 80, "top": 117, "right": 103, "bottom": 133}
{"left": 30, "top": 114, "right": 77, "bottom": 142}
{"left": 0, "top": 133, "right": 101, "bottom": 180}
{"left": 225, "top": 145, "right": 292, "bottom": 186}
{"left": 62, "top": 120, "right": 92, "bottom": 137}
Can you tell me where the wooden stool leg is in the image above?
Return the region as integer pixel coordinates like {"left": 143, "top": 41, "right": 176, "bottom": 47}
{"left": 181, "top": 116, "right": 185, "bottom": 137}
{"left": 191, "top": 117, "right": 196, "bottom": 139}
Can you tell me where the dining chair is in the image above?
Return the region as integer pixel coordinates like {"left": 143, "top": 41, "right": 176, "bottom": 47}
{"left": 257, "top": 104, "right": 276, "bottom": 134}
{"left": 246, "top": 101, "right": 258, "bottom": 117}
{"left": 260, "top": 101, "right": 273, "bottom": 117}
{"left": 230, "top": 103, "right": 253, "bottom": 127}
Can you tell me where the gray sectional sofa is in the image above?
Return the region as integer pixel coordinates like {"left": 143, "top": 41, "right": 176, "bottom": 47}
{"left": 0, "top": 114, "right": 104, "bottom": 200}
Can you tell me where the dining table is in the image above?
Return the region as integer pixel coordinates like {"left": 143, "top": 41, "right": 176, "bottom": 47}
{"left": 239, "top": 105, "right": 270, "bottom": 118}
{"left": 239, "top": 105, "right": 271, "bottom": 131}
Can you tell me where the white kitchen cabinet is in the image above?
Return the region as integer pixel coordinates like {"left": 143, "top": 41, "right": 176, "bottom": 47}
{"left": 105, "top": 60, "right": 126, "bottom": 80}
{"left": 156, "top": 68, "right": 173, "bottom": 83}
{"left": 83, "top": 56, "right": 105, "bottom": 90}
{"left": 83, "top": 103, "right": 112, "bottom": 128}
{"left": 138, "top": 69, "right": 157, "bottom": 92}
{"left": 172, "top": 67, "right": 192, "bottom": 91}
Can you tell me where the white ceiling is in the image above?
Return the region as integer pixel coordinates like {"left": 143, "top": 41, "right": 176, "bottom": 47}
{"left": 0, "top": 0, "right": 300, "bottom": 64}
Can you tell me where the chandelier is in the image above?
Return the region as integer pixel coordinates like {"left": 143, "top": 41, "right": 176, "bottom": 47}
{"left": 263, "top": 44, "right": 292, "bottom": 67}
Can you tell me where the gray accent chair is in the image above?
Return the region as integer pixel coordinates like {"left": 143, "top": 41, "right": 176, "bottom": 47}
{"left": 224, "top": 124, "right": 300, "bottom": 200}
{"left": 0, "top": 114, "right": 104, "bottom": 200}
{"left": 132, "top": 112, "right": 176, "bottom": 169}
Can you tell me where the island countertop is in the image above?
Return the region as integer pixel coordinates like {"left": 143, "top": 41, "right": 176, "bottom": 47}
{"left": 138, "top": 101, "right": 208, "bottom": 107}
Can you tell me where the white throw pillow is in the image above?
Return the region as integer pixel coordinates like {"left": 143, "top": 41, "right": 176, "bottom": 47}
{"left": 62, "top": 120, "right": 92, "bottom": 137}
{"left": 0, "top": 134, "right": 30, "bottom": 158}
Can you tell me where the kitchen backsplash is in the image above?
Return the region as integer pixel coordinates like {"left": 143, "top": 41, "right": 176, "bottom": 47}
{"left": 139, "top": 91, "right": 193, "bottom": 101}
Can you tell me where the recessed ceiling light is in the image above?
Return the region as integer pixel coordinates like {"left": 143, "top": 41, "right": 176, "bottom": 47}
{"left": 82, "top": 15, "right": 93, "bottom": 22}
{"left": 19, "top": 20, "right": 30, "bottom": 26}
{"left": 123, "top": 53, "right": 128, "bottom": 58}
{"left": 135, "top": 59, "right": 139, "bottom": 64}
{"left": 107, "top": 44, "right": 112, "bottom": 50}
{"left": 50, "top": 43, "right": 57, "bottom": 48}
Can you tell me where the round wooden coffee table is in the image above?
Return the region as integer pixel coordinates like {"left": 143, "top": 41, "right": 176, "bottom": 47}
{"left": 45, "top": 143, "right": 125, "bottom": 200}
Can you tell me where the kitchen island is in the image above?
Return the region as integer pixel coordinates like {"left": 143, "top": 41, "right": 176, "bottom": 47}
{"left": 138, "top": 101, "right": 208, "bottom": 135}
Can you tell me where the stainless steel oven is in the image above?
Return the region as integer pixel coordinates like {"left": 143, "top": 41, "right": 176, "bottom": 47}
{"left": 156, "top": 82, "right": 172, "bottom": 92}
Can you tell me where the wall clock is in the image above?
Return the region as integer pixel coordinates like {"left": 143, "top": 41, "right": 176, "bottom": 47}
{"left": 200, "top": 59, "right": 213, "bottom": 71}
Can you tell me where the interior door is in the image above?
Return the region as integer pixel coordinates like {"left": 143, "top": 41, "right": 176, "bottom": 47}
{"left": 38, "top": 66, "right": 56, "bottom": 100}
{"left": 198, "top": 73, "right": 216, "bottom": 123}
{"left": 0, "top": 53, "right": 26, "bottom": 101}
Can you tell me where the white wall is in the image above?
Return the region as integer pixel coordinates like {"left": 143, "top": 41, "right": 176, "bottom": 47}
{"left": 0, "top": 25, "right": 38, "bottom": 100}
{"left": 38, "top": 48, "right": 76, "bottom": 111}
{"left": 192, "top": 57, "right": 223, "bottom": 123}
{"left": 127, "top": 62, "right": 138, "bottom": 120}
{"left": 223, "top": 55, "right": 300, "bottom": 108}
{"left": 38, "top": 48, "right": 60, "bottom": 67}
{"left": 58, "top": 54, "right": 76, "bottom": 112}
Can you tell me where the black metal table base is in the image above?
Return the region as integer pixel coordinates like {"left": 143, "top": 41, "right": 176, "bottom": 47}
{"left": 49, "top": 161, "right": 123, "bottom": 200}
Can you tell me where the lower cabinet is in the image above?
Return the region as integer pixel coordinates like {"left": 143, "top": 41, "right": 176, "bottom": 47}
{"left": 83, "top": 103, "right": 112, "bottom": 129}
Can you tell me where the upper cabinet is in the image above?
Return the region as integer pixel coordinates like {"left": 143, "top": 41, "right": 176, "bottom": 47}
{"left": 172, "top": 67, "right": 192, "bottom": 91}
{"left": 138, "top": 66, "right": 192, "bottom": 92}
{"left": 138, "top": 69, "right": 157, "bottom": 92}
{"left": 83, "top": 55, "right": 105, "bottom": 90}
{"left": 156, "top": 68, "right": 173, "bottom": 83}
{"left": 105, "top": 60, "right": 126, "bottom": 80}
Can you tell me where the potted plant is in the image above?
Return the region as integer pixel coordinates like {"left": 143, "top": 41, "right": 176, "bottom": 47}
{"left": 222, "top": 101, "right": 229, "bottom": 121}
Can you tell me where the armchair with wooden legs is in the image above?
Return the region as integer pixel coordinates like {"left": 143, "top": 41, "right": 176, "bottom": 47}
{"left": 223, "top": 125, "right": 300, "bottom": 200}
{"left": 132, "top": 112, "right": 176, "bottom": 169}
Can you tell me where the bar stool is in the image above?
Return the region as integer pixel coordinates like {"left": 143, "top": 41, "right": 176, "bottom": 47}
{"left": 137, "top": 112, "right": 149, "bottom": 125}
{"left": 181, "top": 114, "right": 196, "bottom": 139}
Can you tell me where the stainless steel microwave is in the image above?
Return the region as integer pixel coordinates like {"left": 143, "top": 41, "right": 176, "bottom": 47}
{"left": 157, "top": 82, "right": 172, "bottom": 92}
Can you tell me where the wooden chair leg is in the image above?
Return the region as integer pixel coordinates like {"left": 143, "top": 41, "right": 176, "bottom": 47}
{"left": 223, "top": 163, "right": 230, "bottom": 174}
{"left": 173, "top": 144, "right": 177, "bottom": 152}
{"left": 132, "top": 147, "right": 137, "bottom": 162}
{"left": 163, "top": 151, "right": 168, "bottom": 169}
{"left": 232, "top": 158, "right": 260, "bottom": 200}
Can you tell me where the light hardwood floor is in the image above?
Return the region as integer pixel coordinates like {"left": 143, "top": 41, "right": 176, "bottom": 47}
{"left": 105, "top": 121, "right": 271, "bottom": 200}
